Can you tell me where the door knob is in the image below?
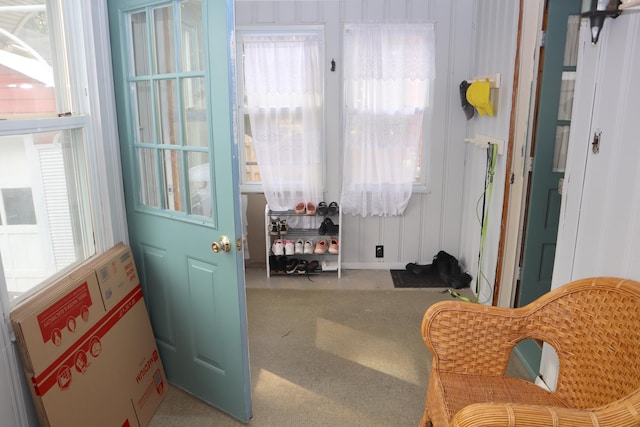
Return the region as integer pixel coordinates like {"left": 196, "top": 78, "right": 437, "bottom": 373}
{"left": 211, "top": 236, "right": 231, "bottom": 253}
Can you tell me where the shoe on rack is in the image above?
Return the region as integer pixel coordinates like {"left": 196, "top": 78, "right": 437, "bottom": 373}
{"left": 295, "top": 239, "right": 304, "bottom": 255}
{"left": 306, "top": 202, "right": 317, "bottom": 215}
{"left": 296, "top": 259, "right": 308, "bottom": 275}
{"left": 284, "top": 240, "right": 295, "bottom": 256}
{"left": 294, "top": 202, "right": 306, "bottom": 214}
{"left": 272, "top": 239, "right": 284, "bottom": 256}
{"left": 323, "top": 218, "right": 339, "bottom": 235}
{"left": 304, "top": 239, "right": 315, "bottom": 255}
{"left": 269, "top": 255, "right": 280, "bottom": 272}
{"left": 279, "top": 219, "right": 288, "bottom": 235}
{"left": 318, "top": 220, "right": 327, "bottom": 235}
{"left": 286, "top": 258, "right": 300, "bottom": 274}
{"left": 269, "top": 219, "right": 279, "bottom": 236}
{"left": 307, "top": 260, "right": 320, "bottom": 273}
{"left": 328, "top": 239, "right": 339, "bottom": 254}
{"left": 279, "top": 256, "right": 289, "bottom": 272}
{"left": 317, "top": 202, "right": 328, "bottom": 215}
{"left": 327, "top": 202, "right": 339, "bottom": 215}
{"left": 314, "top": 239, "right": 327, "bottom": 254}
{"left": 271, "top": 255, "right": 287, "bottom": 273}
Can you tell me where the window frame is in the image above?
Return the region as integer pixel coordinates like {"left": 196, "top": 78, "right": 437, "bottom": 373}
{"left": 235, "top": 26, "right": 326, "bottom": 194}
{"left": 0, "top": 1, "right": 126, "bottom": 302}
{"left": 0, "top": 2, "right": 127, "bottom": 424}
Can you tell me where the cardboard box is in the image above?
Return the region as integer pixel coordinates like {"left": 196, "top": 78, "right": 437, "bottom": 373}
{"left": 10, "top": 243, "right": 167, "bottom": 427}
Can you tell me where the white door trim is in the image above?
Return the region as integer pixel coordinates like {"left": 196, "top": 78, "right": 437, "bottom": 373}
{"left": 497, "top": 0, "right": 545, "bottom": 308}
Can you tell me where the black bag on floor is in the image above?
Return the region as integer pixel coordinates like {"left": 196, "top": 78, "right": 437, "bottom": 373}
{"left": 434, "top": 251, "right": 472, "bottom": 289}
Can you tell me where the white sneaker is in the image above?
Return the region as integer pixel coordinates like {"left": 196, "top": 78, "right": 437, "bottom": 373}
{"left": 304, "top": 239, "right": 314, "bottom": 255}
{"left": 284, "top": 240, "right": 295, "bottom": 255}
{"left": 272, "top": 239, "right": 284, "bottom": 256}
{"left": 294, "top": 239, "right": 304, "bottom": 254}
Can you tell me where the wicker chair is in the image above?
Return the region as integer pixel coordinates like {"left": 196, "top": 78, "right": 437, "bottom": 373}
{"left": 419, "top": 277, "right": 640, "bottom": 427}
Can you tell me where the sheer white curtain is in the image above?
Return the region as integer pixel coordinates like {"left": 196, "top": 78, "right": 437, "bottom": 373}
{"left": 243, "top": 34, "right": 323, "bottom": 212}
{"left": 340, "top": 23, "right": 435, "bottom": 217}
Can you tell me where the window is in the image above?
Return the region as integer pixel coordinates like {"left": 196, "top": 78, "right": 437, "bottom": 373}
{"left": 236, "top": 29, "right": 324, "bottom": 207}
{"left": 0, "top": 2, "right": 95, "bottom": 303}
{"left": 1, "top": 188, "right": 37, "bottom": 225}
{"left": 553, "top": 15, "right": 580, "bottom": 173}
{"left": 340, "top": 23, "right": 435, "bottom": 217}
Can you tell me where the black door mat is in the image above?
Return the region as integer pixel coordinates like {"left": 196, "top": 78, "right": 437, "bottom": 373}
{"left": 390, "top": 270, "right": 450, "bottom": 288}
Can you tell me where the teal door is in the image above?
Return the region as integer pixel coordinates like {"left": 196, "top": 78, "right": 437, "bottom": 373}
{"left": 515, "top": 0, "right": 581, "bottom": 377}
{"left": 108, "top": 0, "right": 252, "bottom": 421}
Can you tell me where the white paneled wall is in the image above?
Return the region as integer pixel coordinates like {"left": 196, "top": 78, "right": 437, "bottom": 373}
{"left": 236, "top": 0, "right": 479, "bottom": 270}
{"left": 459, "top": 0, "right": 519, "bottom": 302}
{"left": 554, "top": 12, "right": 640, "bottom": 285}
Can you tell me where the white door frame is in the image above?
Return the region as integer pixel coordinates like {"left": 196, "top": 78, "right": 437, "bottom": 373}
{"left": 497, "top": 0, "right": 545, "bottom": 308}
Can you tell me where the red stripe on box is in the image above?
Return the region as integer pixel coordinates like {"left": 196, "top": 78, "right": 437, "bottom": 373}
{"left": 36, "top": 281, "right": 92, "bottom": 343}
{"left": 32, "top": 285, "right": 143, "bottom": 396}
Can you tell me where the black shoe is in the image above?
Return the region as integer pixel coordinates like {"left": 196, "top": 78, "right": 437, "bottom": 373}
{"left": 317, "top": 202, "right": 328, "bottom": 215}
{"left": 269, "top": 255, "right": 279, "bottom": 271}
{"left": 405, "top": 262, "right": 433, "bottom": 276}
{"left": 449, "top": 272, "right": 472, "bottom": 289}
{"left": 296, "top": 260, "right": 308, "bottom": 275}
{"left": 286, "top": 258, "right": 299, "bottom": 274}
{"left": 324, "top": 218, "right": 339, "bottom": 235}
{"left": 269, "top": 219, "right": 279, "bottom": 235}
{"left": 327, "top": 202, "right": 339, "bottom": 215}
{"left": 318, "top": 219, "right": 327, "bottom": 235}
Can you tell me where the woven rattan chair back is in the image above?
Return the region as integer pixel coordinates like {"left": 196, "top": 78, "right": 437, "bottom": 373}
{"left": 420, "top": 277, "right": 640, "bottom": 427}
{"left": 520, "top": 277, "right": 640, "bottom": 408}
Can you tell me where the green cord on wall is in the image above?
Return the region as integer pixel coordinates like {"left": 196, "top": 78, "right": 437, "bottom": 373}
{"left": 476, "top": 143, "right": 499, "bottom": 303}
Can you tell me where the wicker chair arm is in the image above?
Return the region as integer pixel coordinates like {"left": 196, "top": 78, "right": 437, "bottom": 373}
{"left": 451, "top": 402, "right": 601, "bottom": 427}
{"left": 422, "top": 301, "right": 526, "bottom": 375}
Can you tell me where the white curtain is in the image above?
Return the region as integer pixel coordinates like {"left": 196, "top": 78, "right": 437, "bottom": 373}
{"left": 340, "top": 23, "right": 435, "bottom": 217}
{"left": 243, "top": 34, "right": 323, "bottom": 212}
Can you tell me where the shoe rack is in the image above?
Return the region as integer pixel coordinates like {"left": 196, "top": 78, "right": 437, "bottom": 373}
{"left": 265, "top": 204, "right": 342, "bottom": 278}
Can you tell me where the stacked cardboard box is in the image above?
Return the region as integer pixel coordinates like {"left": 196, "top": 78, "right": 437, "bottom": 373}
{"left": 10, "top": 243, "right": 167, "bottom": 427}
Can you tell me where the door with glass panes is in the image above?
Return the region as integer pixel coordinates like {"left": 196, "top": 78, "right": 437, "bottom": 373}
{"left": 108, "top": 0, "right": 251, "bottom": 421}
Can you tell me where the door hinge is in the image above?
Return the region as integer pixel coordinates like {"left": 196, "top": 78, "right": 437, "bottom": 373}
{"left": 510, "top": 172, "right": 515, "bottom": 184}
{"left": 540, "top": 30, "right": 546, "bottom": 47}
{"left": 516, "top": 266, "right": 521, "bottom": 281}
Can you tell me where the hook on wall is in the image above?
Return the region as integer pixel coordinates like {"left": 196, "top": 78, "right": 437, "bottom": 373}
{"left": 330, "top": 58, "right": 336, "bottom": 72}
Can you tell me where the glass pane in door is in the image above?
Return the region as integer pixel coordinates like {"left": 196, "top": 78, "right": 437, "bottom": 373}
{"left": 187, "top": 151, "right": 210, "bottom": 216}
{"left": 162, "top": 149, "right": 184, "bottom": 212}
{"left": 183, "top": 77, "right": 207, "bottom": 147}
{"left": 153, "top": 5, "right": 176, "bottom": 74}
{"left": 130, "top": 11, "right": 150, "bottom": 76}
{"left": 133, "top": 81, "right": 154, "bottom": 143}
{"left": 137, "top": 147, "right": 161, "bottom": 208}
{"left": 180, "top": 0, "right": 204, "bottom": 72}
{"left": 156, "top": 79, "right": 179, "bottom": 145}
{"left": 126, "top": 2, "right": 210, "bottom": 218}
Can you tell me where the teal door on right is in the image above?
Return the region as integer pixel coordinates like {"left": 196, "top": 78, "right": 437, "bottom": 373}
{"left": 515, "top": 0, "right": 582, "bottom": 377}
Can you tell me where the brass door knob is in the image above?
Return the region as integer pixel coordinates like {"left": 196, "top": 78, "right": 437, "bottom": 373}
{"left": 211, "top": 236, "right": 231, "bottom": 253}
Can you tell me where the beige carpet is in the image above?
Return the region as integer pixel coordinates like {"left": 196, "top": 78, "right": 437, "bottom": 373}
{"left": 149, "top": 286, "right": 530, "bottom": 426}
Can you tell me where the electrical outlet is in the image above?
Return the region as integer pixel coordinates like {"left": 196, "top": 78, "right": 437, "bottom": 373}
{"left": 375, "top": 245, "right": 384, "bottom": 258}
